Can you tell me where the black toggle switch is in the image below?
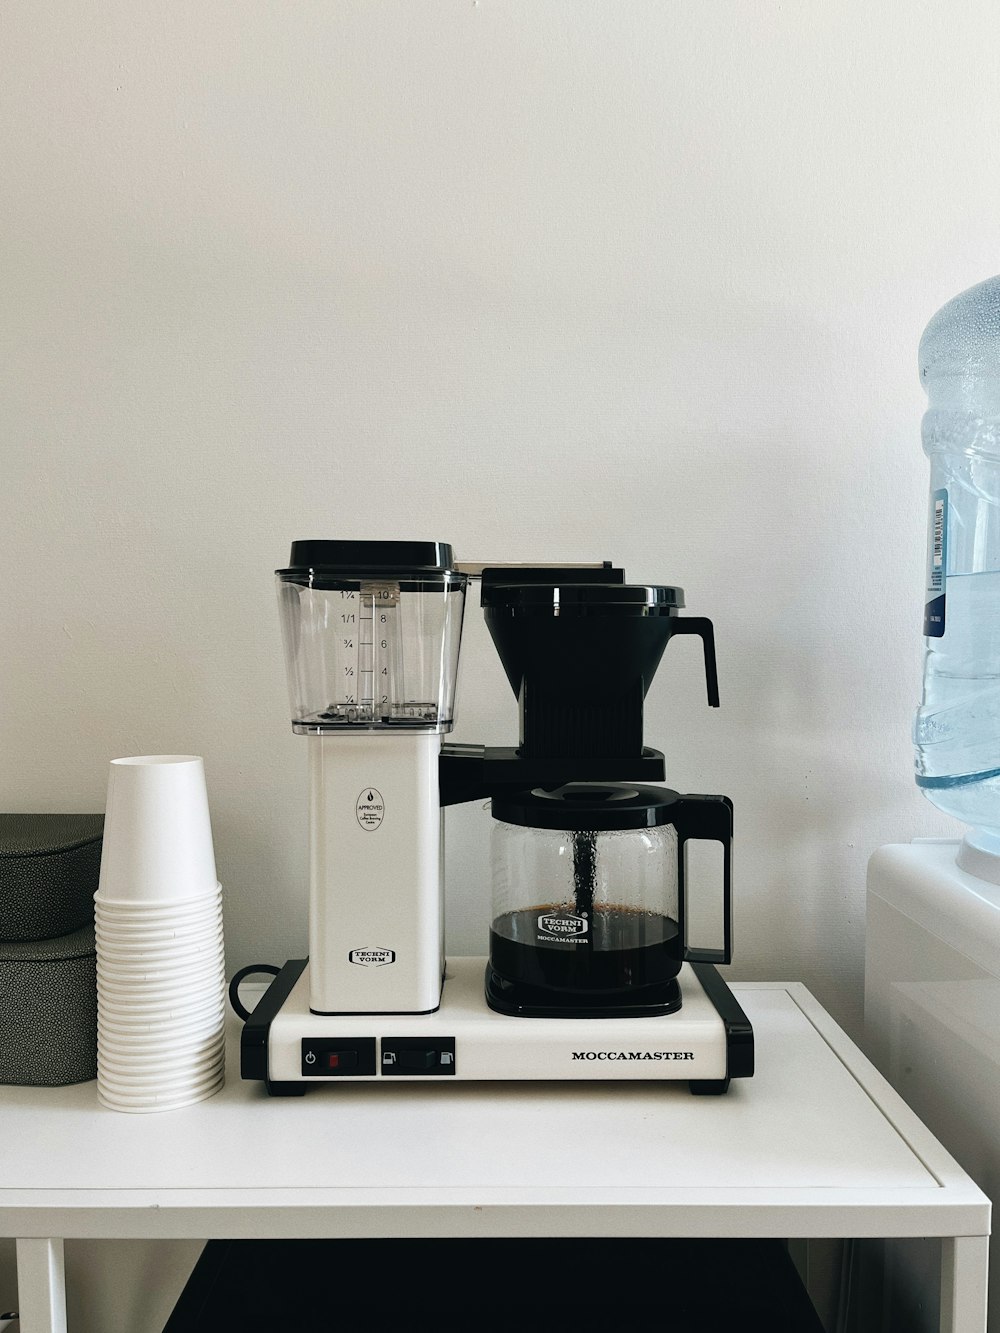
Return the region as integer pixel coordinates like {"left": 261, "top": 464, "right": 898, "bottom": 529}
{"left": 380, "top": 1037, "right": 456, "bottom": 1075}
{"left": 400, "top": 1048, "right": 437, "bottom": 1070}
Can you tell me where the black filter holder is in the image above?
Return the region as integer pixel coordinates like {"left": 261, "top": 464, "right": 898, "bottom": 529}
{"left": 440, "top": 571, "right": 719, "bottom": 806}
{"left": 481, "top": 578, "right": 718, "bottom": 762}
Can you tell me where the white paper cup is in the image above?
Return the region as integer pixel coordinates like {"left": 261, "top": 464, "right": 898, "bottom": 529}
{"left": 98, "top": 1055, "right": 222, "bottom": 1087}
{"left": 96, "top": 949, "right": 225, "bottom": 979}
{"left": 96, "top": 901, "right": 222, "bottom": 927}
{"left": 97, "top": 951, "right": 223, "bottom": 980}
{"left": 96, "top": 917, "right": 224, "bottom": 987}
{"left": 98, "top": 1070, "right": 224, "bottom": 1102}
{"left": 94, "top": 933, "right": 224, "bottom": 963}
{"left": 96, "top": 917, "right": 222, "bottom": 951}
{"left": 97, "top": 1018, "right": 222, "bottom": 1050}
{"left": 98, "top": 1021, "right": 224, "bottom": 1061}
{"left": 96, "top": 918, "right": 221, "bottom": 947}
{"left": 95, "top": 887, "right": 222, "bottom": 920}
{"left": 98, "top": 1071, "right": 224, "bottom": 1113}
{"left": 99, "top": 1079, "right": 223, "bottom": 1107}
{"left": 97, "top": 974, "right": 223, "bottom": 1003}
{"left": 98, "top": 1093, "right": 223, "bottom": 1115}
{"left": 97, "top": 976, "right": 224, "bottom": 1004}
{"left": 95, "top": 997, "right": 225, "bottom": 1109}
{"left": 97, "top": 947, "right": 224, "bottom": 976}
{"left": 96, "top": 912, "right": 222, "bottom": 940}
{"left": 97, "top": 986, "right": 224, "bottom": 1014}
{"left": 98, "top": 981, "right": 223, "bottom": 1005}
{"left": 96, "top": 949, "right": 222, "bottom": 981}
{"left": 98, "top": 1029, "right": 224, "bottom": 1067}
{"left": 98, "top": 756, "right": 218, "bottom": 903}
{"left": 98, "top": 995, "right": 221, "bottom": 1020}
{"left": 95, "top": 892, "right": 223, "bottom": 922}
{"left": 98, "top": 1020, "right": 223, "bottom": 1049}
{"left": 98, "top": 1034, "right": 224, "bottom": 1069}
{"left": 96, "top": 931, "right": 223, "bottom": 956}
{"left": 95, "top": 912, "right": 223, "bottom": 940}
{"left": 97, "top": 989, "right": 224, "bottom": 1020}
{"left": 96, "top": 930, "right": 223, "bottom": 957}
{"left": 98, "top": 1038, "right": 225, "bottom": 1075}
{"left": 97, "top": 980, "right": 224, "bottom": 1004}
{"left": 98, "top": 1007, "right": 222, "bottom": 1039}
{"left": 96, "top": 986, "right": 224, "bottom": 1013}
{"left": 97, "top": 986, "right": 224, "bottom": 1019}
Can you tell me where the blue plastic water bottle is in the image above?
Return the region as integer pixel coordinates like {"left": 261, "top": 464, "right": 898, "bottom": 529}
{"left": 914, "top": 276, "right": 1000, "bottom": 859}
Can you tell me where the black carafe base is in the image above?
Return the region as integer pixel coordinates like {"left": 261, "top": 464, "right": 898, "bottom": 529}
{"left": 484, "top": 964, "right": 682, "bottom": 1018}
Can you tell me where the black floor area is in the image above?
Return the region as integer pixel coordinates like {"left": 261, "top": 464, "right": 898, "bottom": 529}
{"left": 163, "top": 1237, "right": 825, "bottom": 1332}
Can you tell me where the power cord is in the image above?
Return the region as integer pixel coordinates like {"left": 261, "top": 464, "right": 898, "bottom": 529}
{"left": 227, "top": 964, "right": 282, "bottom": 1021}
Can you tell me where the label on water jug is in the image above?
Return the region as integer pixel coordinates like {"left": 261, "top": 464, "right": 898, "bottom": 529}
{"left": 924, "top": 487, "right": 947, "bottom": 637}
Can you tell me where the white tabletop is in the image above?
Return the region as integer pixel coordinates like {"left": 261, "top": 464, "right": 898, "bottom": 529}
{"left": 0, "top": 982, "right": 988, "bottom": 1242}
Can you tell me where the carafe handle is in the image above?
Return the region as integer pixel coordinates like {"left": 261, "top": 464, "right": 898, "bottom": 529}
{"left": 675, "top": 793, "right": 733, "bottom": 965}
{"left": 668, "top": 617, "right": 720, "bottom": 707}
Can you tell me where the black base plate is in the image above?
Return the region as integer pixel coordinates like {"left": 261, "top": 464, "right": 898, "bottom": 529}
{"left": 484, "top": 963, "right": 682, "bottom": 1018}
{"left": 240, "top": 958, "right": 754, "bottom": 1097}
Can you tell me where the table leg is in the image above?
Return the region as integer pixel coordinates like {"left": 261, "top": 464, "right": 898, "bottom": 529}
{"left": 940, "top": 1235, "right": 988, "bottom": 1333}
{"left": 15, "top": 1240, "right": 67, "bottom": 1333}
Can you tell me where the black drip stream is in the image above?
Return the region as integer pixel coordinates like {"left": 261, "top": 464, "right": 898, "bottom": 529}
{"left": 571, "top": 830, "right": 597, "bottom": 946}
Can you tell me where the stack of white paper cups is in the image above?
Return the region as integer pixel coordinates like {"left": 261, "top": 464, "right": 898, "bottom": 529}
{"left": 95, "top": 756, "right": 225, "bottom": 1112}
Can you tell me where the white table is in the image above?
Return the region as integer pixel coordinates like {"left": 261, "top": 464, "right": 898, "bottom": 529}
{"left": 0, "top": 983, "right": 990, "bottom": 1332}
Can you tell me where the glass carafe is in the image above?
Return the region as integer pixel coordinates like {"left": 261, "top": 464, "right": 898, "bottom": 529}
{"left": 487, "top": 783, "right": 732, "bottom": 1017}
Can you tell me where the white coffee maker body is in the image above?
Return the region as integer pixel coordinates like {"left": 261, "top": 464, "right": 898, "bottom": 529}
{"left": 277, "top": 540, "right": 466, "bottom": 1015}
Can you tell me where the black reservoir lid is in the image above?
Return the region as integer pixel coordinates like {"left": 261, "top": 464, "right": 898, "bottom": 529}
{"left": 280, "top": 538, "right": 456, "bottom": 575}
{"left": 492, "top": 783, "right": 681, "bottom": 830}
{"left": 278, "top": 538, "right": 466, "bottom": 591}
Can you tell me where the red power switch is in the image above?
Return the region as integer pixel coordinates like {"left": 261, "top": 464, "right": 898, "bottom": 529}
{"left": 300, "top": 1040, "right": 375, "bottom": 1077}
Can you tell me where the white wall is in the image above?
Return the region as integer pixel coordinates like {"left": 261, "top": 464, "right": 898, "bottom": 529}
{"left": 9, "top": 0, "right": 1000, "bottom": 1028}
{"left": 3, "top": 3, "right": 1000, "bottom": 1319}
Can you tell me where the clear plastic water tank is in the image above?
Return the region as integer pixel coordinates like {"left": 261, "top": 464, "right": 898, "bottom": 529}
{"left": 276, "top": 540, "right": 467, "bottom": 734}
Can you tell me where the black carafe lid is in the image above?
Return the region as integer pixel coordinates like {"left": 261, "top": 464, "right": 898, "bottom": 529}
{"left": 492, "top": 782, "right": 682, "bottom": 830}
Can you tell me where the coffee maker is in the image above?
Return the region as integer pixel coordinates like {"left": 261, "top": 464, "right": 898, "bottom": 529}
{"left": 239, "top": 541, "right": 753, "bottom": 1095}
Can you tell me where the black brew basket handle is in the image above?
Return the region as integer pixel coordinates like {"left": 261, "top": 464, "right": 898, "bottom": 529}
{"left": 668, "top": 616, "right": 720, "bottom": 707}
{"left": 675, "top": 794, "right": 733, "bottom": 965}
